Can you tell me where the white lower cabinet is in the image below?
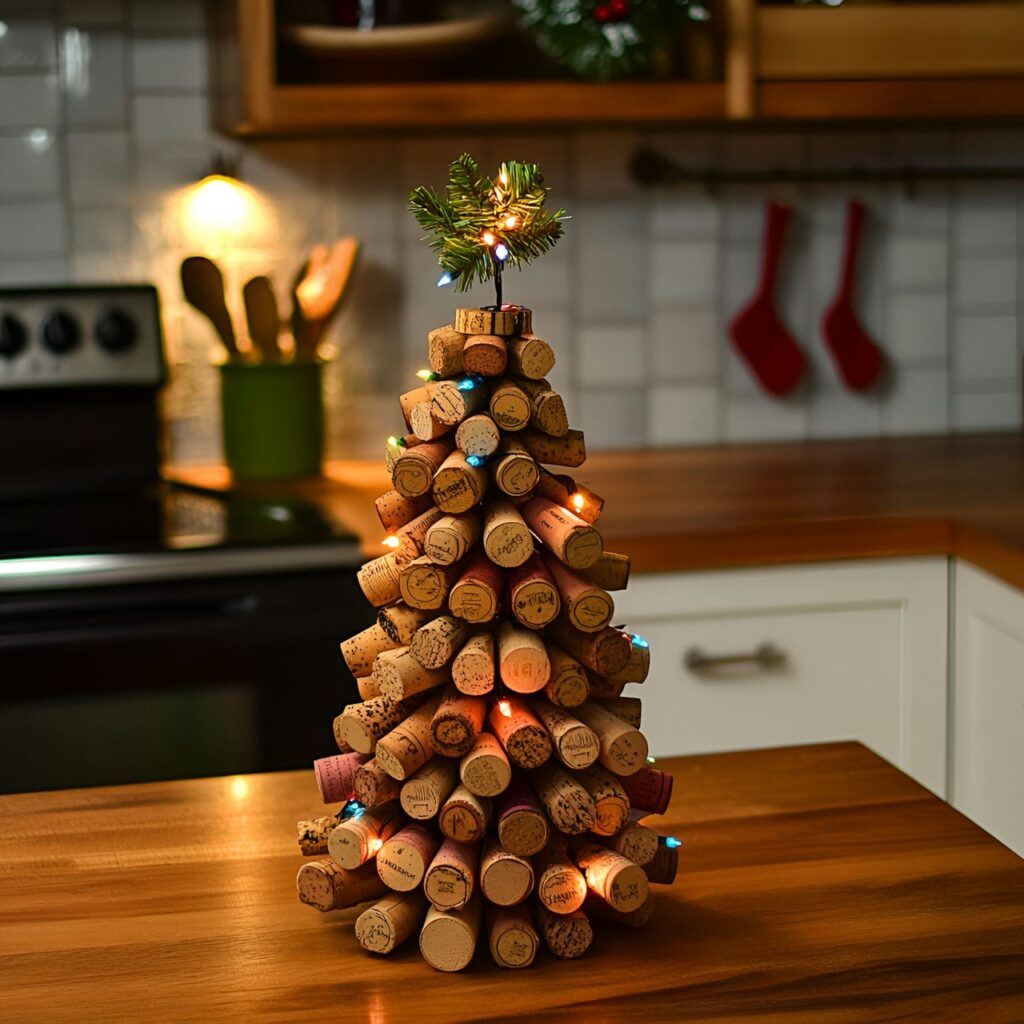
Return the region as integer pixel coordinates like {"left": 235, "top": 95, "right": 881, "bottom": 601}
{"left": 952, "top": 562, "right": 1024, "bottom": 856}
{"left": 614, "top": 557, "right": 949, "bottom": 796}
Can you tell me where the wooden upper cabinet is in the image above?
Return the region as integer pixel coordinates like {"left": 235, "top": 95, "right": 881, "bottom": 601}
{"left": 211, "top": 0, "right": 1024, "bottom": 133}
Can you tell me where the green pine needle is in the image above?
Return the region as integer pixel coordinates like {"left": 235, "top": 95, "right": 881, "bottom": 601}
{"left": 409, "top": 154, "right": 568, "bottom": 296}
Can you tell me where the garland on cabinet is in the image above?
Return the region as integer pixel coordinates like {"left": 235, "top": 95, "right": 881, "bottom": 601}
{"left": 292, "top": 155, "right": 681, "bottom": 971}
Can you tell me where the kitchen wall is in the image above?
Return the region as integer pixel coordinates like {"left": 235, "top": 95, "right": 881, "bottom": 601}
{"left": 1, "top": 1, "right": 1022, "bottom": 463}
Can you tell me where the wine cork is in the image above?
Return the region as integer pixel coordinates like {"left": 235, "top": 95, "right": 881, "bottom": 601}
{"left": 454, "top": 305, "right": 531, "bottom": 337}
{"left": 451, "top": 631, "right": 495, "bottom": 695}
{"left": 534, "top": 905, "right": 593, "bottom": 959}
{"left": 448, "top": 549, "right": 503, "bottom": 623}
{"left": 419, "top": 896, "right": 481, "bottom": 972}
{"left": 575, "top": 843, "right": 649, "bottom": 912}
{"left": 531, "top": 761, "right": 597, "bottom": 835}
{"left": 534, "top": 839, "right": 587, "bottom": 914}
{"left": 546, "top": 619, "right": 631, "bottom": 676}
{"left": 521, "top": 496, "right": 602, "bottom": 570}
{"left": 579, "top": 550, "right": 631, "bottom": 591}
{"left": 455, "top": 413, "right": 501, "bottom": 457}
{"left": 373, "top": 646, "right": 446, "bottom": 701}
{"left": 574, "top": 764, "right": 630, "bottom": 836}
{"left": 460, "top": 731, "right": 511, "bottom": 797}
{"left": 423, "top": 510, "right": 482, "bottom": 565}
{"left": 374, "top": 692, "right": 443, "bottom": 781}
{"left": 534, "top": 468, "right": 604, "bottom": 525}
{"left": 507, "top": 335, "right": 554, "bottom": 379}
{"left": 355, "top": 891, "right": 427, "bottom": 954}
{"left": 354, "top": 758, "right": 402, "bottom": 807}
{"left": 430, "top": 378, "right": 488, "bottom": 426}
{"left": 519, "top": 428, "right": 586, "bottom": 469}
{"left": 544, "top": 645, "right": 590, "bottom": 708}
{"left": 328, "top": 800, "right": 403, "bottom": 869}
{"left": 410, "top": 614, "right": 470, "bottom": 669}
{"left": 375, "top": 489, "right": 433, "bottom": 533}
{"left": 489, "top": 378, "right": 531, "bottom": 431}
{"left": 337, "top": 694, "right": 422, "bottom": 754}
{"left": 585, "top": 670, "right": 626, "bottom": 699}
{"left": 605, "top": 635, "right": 651, "bottom": 685}
{"left": 532, "top": 699, "right": 599, "bottom": 770}
{"left": 508, "top": 554, "right": 561, "bottom": 628}
{"left": 432, "top": 450, "right": 488, "bottom": 513}
{"left": 400, "top": 756, "right": 458, "bottom": 820}
{"left": 488, "top": 905, "right": 539, "bottom": 969}
{"left": 482, "top": 500, "right": 534, "bottom": 568}
{"left": 497, "top": 621, "right": 551, "bottom": 694}
{"left": 297, "top": 814, "right": 340, "bottom": 856}
{"left": 378, "top": 604, "right": 433, "bottom": 646}
{"left": 392, "top": 505, "right": 445, "bottom": 565}
{"left": 332, "top": 715, "right": 355, "bottom": 755}
{"left": 542, "top": 553, "right": 614, "bottom": 633}
{"left": 385, "top": 435, "right": 421, "bottom": 476}
{"left": 340, "top": 622, "right": 401, "bottom": 679}
{"left": 496, "top": 777, "right": 550, "bottom": 857}
{"left": 491, "top": 437, "right": 540, "bottom": 497}
{"left": 430, "top": 685, "right": 487, "bottom": 757}
{"left": 572, "top": 700, "right": 649, "bottom": 777}
{"left": 517, "top": 377, "right": 568, "bottom": 437}
{"left": 438, "top": 783, "right": 492, "bottom": 843}
{"left": 619, "top": 766, "right": 674, "bottom": 816}
{"left": 463, "top": 334, "right": 507, "bottom": 376}
{"left": 585, "top": 892, "right": 656, "bottom": 929}
{"left": 296, "top": 858, "right": 387, "bottom": 913}
{"left": 488, "top": 695, "right": 552, "bottom": 770}
{"left": 644, "top": 840, "right": 680, "bottom": 885}
{"left": 357, "top": 552, "right": 402, "bottom": 607}
{"left": 481, "top": 838, "right": 534, "bottom": 907}
{"left": 428, "top": 324, "right": 466, "bottom": 377}
{"left": 594, "top": 695, "right": 643, "bottom": 729}
{"left": 424, "top": 837, "right": 479, "bottom": 911}
{"left": 313, "top": 751, "right": 369, "bottom": 804}
{"left": 410, "top": 400, "right": 450, "bottom": 442}
{"left": 399, "top": 385, "right": 430, "bottom": 427}
{"left": 376, "top": 823, "right": 440, "bottom": 891}
{"left": 399, "top": 555, "right": 457, "bottom": 611}
{"left": 356, "top": 675, "right": 382, "bottom": 701}
{"left": 392, "top": 439, "right": 452, "bottom": 498}
{"left": 603, "top": 820, "right": 660, "bottom": 866}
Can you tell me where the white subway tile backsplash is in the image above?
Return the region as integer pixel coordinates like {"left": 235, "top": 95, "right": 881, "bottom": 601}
{"left": 131, "top": 35, "right": 206, "bottom": 92}
{"left": 61, "top": 1, "right": 125, "bottom": 26}
{"left": 952, "top": 391, "right": 1021, "bottom": 433}
{"left": 576, "top": 199, "right": 646, "bottom": 321}
{"left": 577, "top": 325, "right": 646, "bottom": 388}
{"left": 574, "top": 131, "right": 642, "bottom": 199}
{"left": 0, "top": 73, "right": 60, "bottom": 126}
{"left": 132, "top": 94, "right": 206, "bottom": 142}
{"left": 66, "top": 130, "right": 130, "bottom": 204}
{"left": 882, "top": 367, "right": 949, "bottom": 434}
{"left": 650, "top": 240, "right": 717, "bottom": 307}
{"left": 955, "top": 183, "right": 1016, "bottom": 248}
{"left": 648, "top": 384, "right": 720, "bottom": 445}
{"left": 887, "top": 292, "right": 948, "bottom": 364}
{"left": 651, "top": 309, "right": 720, "bottom": 380}
{"left": 0, "top": 133, "right": 60, "bottom": 196}
{"left": 954, "top": 256, "right": 1016, "bottom": 308}
{"left": 809, "top": 386, "right": 882, "bottom": 439}
{"left": 0, "top": 199, "right": 66, "bottom": 255}
{"left": 0, "top": 19, "right": 56, "bottom": 69}
{"left": 64, "top": 30, "right": 128, "bottom": 125}
{"left": 649, "top": 189, "right": 720, "bottom": 240}
{"left": 71, "top": 206, "right": 129, "bottom": 251}
{"left": 724, "top": 395, "right": 807, "bottom": 443}
{"left": 888, "top": 237, "right": 947, "bottom": 290}
{"left": 579, "top": 386, "right": 647, "bottom": 449}
{"left": 129, "top": 0, "right": 205, "bottom": 32}
{"left": 952, "top": 315, "right": 1018, "bottom": 383}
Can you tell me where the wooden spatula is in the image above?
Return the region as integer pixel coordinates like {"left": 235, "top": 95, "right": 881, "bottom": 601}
{"left": 295, "top": 238, "right": 360, "bottom": 359}
{"left": 180, "top": 256, "right": 239, "bottom": 359}
{"left": 242, "top": 276, "right": 281, "bottom": 361}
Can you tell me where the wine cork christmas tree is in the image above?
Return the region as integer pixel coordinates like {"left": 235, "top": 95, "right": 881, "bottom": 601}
{"left": 294, "top": 154, "right": 681, "bottom": 971}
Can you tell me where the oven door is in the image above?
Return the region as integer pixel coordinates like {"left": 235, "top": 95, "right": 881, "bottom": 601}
{"left": 0, "top": 568, "right": 373, "bottom": 792}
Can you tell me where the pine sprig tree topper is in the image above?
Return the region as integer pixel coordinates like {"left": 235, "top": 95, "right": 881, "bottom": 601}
{"left": 409, "top": 154, "right": 568, "bottom": 308}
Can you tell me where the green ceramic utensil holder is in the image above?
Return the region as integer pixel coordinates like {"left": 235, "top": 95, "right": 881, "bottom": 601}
{"left": 219, "top": 361, "right": 324, "bottom": 481}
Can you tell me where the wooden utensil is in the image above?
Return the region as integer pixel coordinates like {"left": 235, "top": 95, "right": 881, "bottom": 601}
{"left": 295, "top": 237, "right": 360, "bottom": 358}
{"left": 180, "top": 255, "right": 239, "bottom": 358}
{"left": 821, "top": 200, "right": 885, "bottom": 392}
{"left": 242, "top": 275, "right": 281, "bottom": 361}
{"left": 728, "top": 202, "right": 806, "bottom": 397}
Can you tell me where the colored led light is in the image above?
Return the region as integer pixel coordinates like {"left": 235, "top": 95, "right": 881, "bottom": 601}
{"left": 437, "top": 271, "right": 455, "bottom": 287}
{"left": 494, "top": 243, "right": 509, "bottom": 261}
{"left": 632, "top": 634, "right": 650, "bottom": 648}
{"left": 665, "top": 836, "right": 682, "bottom": 849}
{"left": 466, "top": 454, "right": 486, "bottom": 468}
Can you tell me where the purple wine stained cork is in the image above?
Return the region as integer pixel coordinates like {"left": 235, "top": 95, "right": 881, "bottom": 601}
{"left": 619, "top": 766, "right": 673, "bottom": 816}
{"left": 496, "top": 776, "right": 550, "bottom": 858}
{"left": 313, "top": 751, "right": 369, "bottom": 804}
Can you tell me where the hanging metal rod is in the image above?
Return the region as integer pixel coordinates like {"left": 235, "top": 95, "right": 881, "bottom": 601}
{"left": 630, "top": 146, "right": 1024, "bottom": 193}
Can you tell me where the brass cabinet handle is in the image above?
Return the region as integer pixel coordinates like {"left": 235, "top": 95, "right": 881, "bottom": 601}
{"left": 684, "top": 643, "right": 787, "bottom": 673}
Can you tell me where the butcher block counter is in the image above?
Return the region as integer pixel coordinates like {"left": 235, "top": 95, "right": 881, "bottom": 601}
{"left": 172, "top": 433, "right": 1024, "bottom": 590}
{"left": 1, "top": 743, "right": 1022, "bottom": 1023}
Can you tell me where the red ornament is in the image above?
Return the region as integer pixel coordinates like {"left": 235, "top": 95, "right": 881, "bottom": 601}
{"left": 609, "top": 0, "right": 630, "bottom": 18}
{"left": 593, "top": 3, "right": 612, "bottom": 22}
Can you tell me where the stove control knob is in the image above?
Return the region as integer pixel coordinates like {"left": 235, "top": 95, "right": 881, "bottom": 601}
{"left": 42, "top": 310, "right": 81, "bottom": 355}
{"left": 0, "top": 313, "right": 28, "bottom": 358}
{"left": 95, "top": 308, "right": 137, "bottom": 354}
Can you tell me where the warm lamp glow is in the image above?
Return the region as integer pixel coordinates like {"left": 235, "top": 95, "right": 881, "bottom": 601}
{"left": 498, "top": 699, "right": 512, "bottom": 718}
{"left": 382, "top": 535, "right": 400, "bottom": 549}
{"left": 229, "top": 776, "right": 250, "bottom": 801}
{"left": 175, "top": 173, "right": 270, "bottom": 254}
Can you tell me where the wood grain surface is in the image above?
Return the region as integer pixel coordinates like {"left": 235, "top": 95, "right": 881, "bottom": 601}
{"left": 1, "top": 742, "right": 1022, "bottom": 1023}
{"left": 171, "top": 434, "right": 1024, "bottom": 591}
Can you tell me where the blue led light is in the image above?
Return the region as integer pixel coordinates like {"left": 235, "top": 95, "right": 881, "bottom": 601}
{"left": 437, "top": 271, "right": 457, "bottom": 288}
{"left": 466, "top": 454, "right": 487, "bottom": 468}
{"left": 457, "top": 375, "right": 484, "bottom": 392}
{"left": 632, "top": 634, "right": 650, "bottom": 648}
{"left": 494, "top": 242, "right": 509, "bottom": 261}
{"left": 665, "top": 836, "right": 682, "bottom": 849}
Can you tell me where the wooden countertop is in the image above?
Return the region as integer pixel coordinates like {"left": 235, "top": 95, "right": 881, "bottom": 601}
{"left": 171, "top": 434, "right": 1024, "bottom": 589}
{"left": 2, "top": 742, "right": 1022, "bottom": 1023}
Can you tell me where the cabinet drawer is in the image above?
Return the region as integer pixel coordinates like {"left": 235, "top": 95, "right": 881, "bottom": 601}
{"left": 614, "top": 558, "right": 948, "bottom": 795}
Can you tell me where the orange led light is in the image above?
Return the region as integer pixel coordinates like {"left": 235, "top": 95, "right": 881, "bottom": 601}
{"left": 498, "top": 699, "right": 512, "bottom": 718}
{"left": 382, "top": 535, "right": 400, "bottom": 549}
{"left": 368, "top": 838, "right": 383, "bottom": 855}
{"left": 416, "top": 368, "right": 432, "bottom": 380}
{"left": 482, "top": 231, "right": 496, "bottom": 247}
{"left": 571, "top": 493, "right": 585, "bottom": 513}
{"left": 504, "top": 215, "right": 518, "bottom": 229}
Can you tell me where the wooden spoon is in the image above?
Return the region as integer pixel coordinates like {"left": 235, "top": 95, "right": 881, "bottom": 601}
{"left": 180, "top": 256, "right": 238, "bottom": 358}
{"left": 242, "top": 276, "right": 281, "bottom": 361}
{"left": 295, "top": 237, "right": 360, "bottom": 358}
